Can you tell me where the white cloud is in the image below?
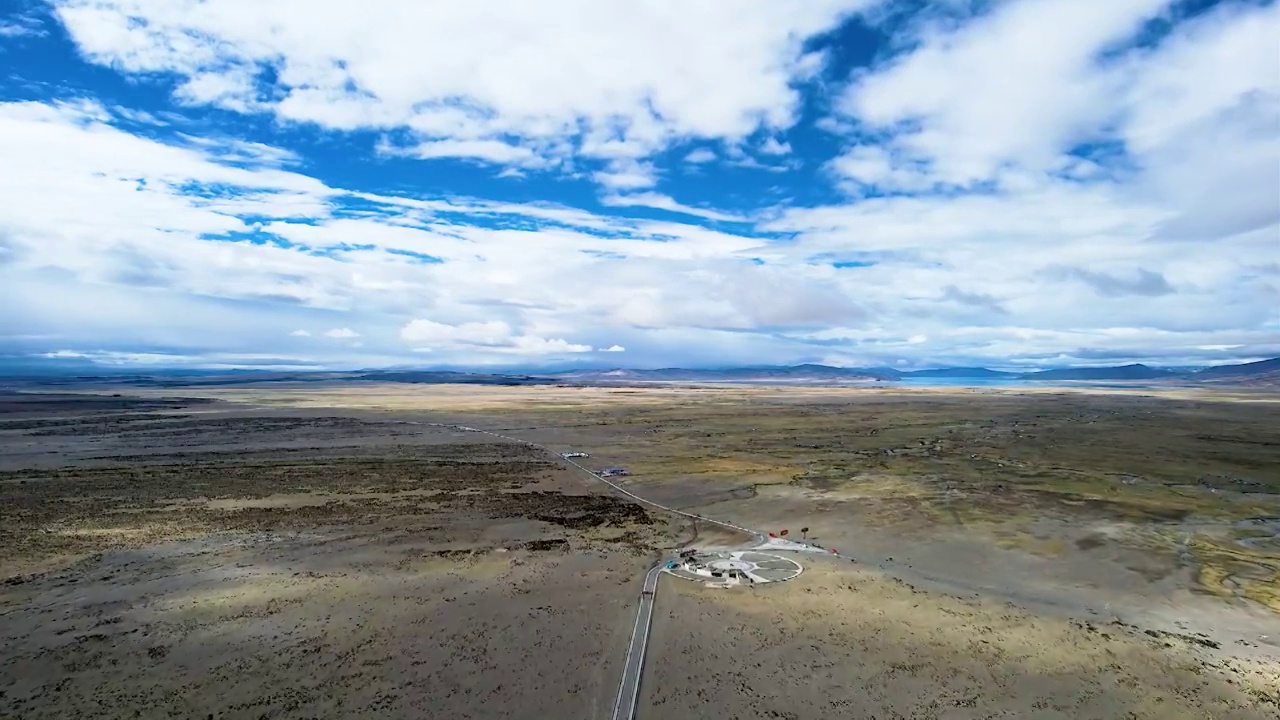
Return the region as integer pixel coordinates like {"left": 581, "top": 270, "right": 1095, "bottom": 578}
{"left": 832, "top": 0, "right": 1280, "bottom": 217}
{"left": 827, "top": 144, "right": 932, "bottom": 191}
{"left": 41, "top": 349, "right": 184, "bottom": 365}
{"left": 593, "top": 161, "right": 658, "bottom": 190}
{"left": 386, "top": 139, "right": 552, "bottom": 168}
{"left": 599, "top": 192, "right": 747, "bottom": 222}
{"left": 324, "top": 327, "right": 360, "bottom": 339}
{"left": 400, "top": 319, "right": 591, "bottom": 355}
{"left": 507, "top": 336, "right": 593, "bottom": 354}
{"left": 180, "top": 135, "right": 301, "bottom": 167}
{"left": 781, "top": 0, "right": 1279, "bottom": 367}
{"left": 38, "top": 348, "right": 350, "bottom": 370}
{"left": 759, "top": 137, "right": 791, "bottom": 155}
{"left": 3, "top": 2, "right": 1278, "bottom": 371}
{"left": 1119, "top": 3, "right": 1280, "bottom": 242}
{"left": 290, "top": 329, "right": 311, "bottom": 337}
{"left": 600, "top": 344, "right": 626, "bottom": 352}
{"left": 683, "top": 148, "right": 717, "bottom": 164}
{"left": 175, "top": 69, "right": 259, "bottom": 111}
{"left": 3, "top": 85, "right": 1276, "bottom": 368}
{"left": 0, "top": 24, "right": 37, "bottom": 38}
{"left": 1119, "top": 3, "right": 1280, "bottom": 155}
{"left": 51, "top": 0, "right": 870, "bottom": 187}
{"left": 0, "top": 10, "right": 47, "bottom": 38}
{"left": 401, "top": 320, "right": 513, "bottom": 347}
{"left": 837, "top": 0, "right": 1173, "bottom": 186}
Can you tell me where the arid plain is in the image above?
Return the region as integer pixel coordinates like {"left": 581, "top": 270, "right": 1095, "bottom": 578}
{"left": 1, "top": 382, "right": 1277, "bottom": 718}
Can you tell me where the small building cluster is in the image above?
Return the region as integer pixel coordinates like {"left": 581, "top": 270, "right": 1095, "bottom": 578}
{"left": 666, "top": 550, "right": 803, "bottom": 588}
{"left": 677, "top": 553, "right": 755, "bottom": 585}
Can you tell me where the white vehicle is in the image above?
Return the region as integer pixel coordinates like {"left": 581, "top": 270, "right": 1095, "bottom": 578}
{"left": 561, "top": 451, "right": 589, "bottom": 458}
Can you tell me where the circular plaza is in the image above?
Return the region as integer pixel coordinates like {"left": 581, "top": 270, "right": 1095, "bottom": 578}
{"left": 665, "top": 550, "right": 802, "bottom": 587}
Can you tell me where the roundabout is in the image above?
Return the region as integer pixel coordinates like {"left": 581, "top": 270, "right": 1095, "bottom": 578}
{"left": 666, "top": 550, "right": 803, "bottom": 587}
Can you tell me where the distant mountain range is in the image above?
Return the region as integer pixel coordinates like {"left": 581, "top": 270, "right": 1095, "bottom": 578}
{"left": 1017, "top": 357, "right": 1279, "bottom": 385}
{"left": 549, "top": 359, "right": 1279, "bottom": 384}
{"left": 3, "top": 357, "right": 1278, "bottom": 388}
{"left": 1016, "top": 363, "right": 1176, "bottom": 381}
{"left": 1188, "top": 356, "right": 1280, "bottom": 380}
{"left": 550, "top": 364, "right": 901, "bottom": 383}
{"left": 900, "top": 367, "right": 1017, "bottom": 378}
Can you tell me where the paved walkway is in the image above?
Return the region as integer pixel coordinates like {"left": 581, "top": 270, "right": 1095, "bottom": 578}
{"left": 611, "top": 562, "right": 662, "bottom": 720}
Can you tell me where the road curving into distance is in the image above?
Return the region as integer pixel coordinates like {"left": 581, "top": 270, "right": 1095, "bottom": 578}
{"left": 414, "top": 421, "right": 763, "bottom": 542}
{"left": 413, "top": 421, "right": 795, "bottom": 720}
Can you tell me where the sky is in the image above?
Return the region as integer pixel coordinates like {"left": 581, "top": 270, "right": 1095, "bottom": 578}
{"left": 1, "top": 0, "right": 1277, "bottom": 371}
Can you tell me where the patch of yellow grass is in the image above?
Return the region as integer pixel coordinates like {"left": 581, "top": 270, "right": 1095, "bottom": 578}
{"left": 1190, "top": 537, "right": 1280, "bottom": 613}
{"left": 826, "top": 473, "right": 935, "bottom": 499}
{"left": 992, "top": 533, "right": 1068, "bottom": 558}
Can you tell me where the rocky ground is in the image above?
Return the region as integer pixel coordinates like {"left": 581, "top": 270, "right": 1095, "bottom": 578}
{"left": 645, "top": 560, "right": 1279, "bottom": 719}
{"left": 1, "top": 384, "right": 1277, "bottom": 718}
{"left": 0, "top": 392, "right": 673, "bottom": 718}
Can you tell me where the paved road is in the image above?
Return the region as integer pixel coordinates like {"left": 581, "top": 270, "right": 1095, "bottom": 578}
{"left": 611, "top": 562, "right": 662, "bottom": 720}
{"left": 414, "top": 421, "right": 761, "bottom": 544}
{"left": 412, "top": 421, "right": 775, "bottom": 719}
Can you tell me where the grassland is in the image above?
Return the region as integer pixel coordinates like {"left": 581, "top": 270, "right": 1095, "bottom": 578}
{"left": 0, "top": 394, "right": 675, "bottom": 718}
{"left": 486, "top": 388, "right": 1280, "bottom": 611}
{"left": 114, "top": 383, "right": 1280, "bottom": 611}
{"left": 2, "top": 383, "right": 1277, "bottom": 718}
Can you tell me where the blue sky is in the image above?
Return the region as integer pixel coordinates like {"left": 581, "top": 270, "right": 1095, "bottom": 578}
{"left": 1, "top": 0, "right": 1277, "bottom": 371}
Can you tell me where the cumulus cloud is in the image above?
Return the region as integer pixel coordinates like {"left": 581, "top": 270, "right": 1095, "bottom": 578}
{"left": 51, "top": 0, "right": 867, "bottom": 189}
{"left": 507, "top": 336, "right": 593, "bottom": 354}
{"left": 684, "top": 148, "right": 717, "bottom": 164}
{"left": 838, "top": 0, "right": 1172, "bottom": 186}
{"left": 290, "top": 329, "right": 311, "bottom": 337}
{"left": 1, "top": 2, "right": 1276, "bottom": 370}
{"left": 400, "top": 320, "right": 513, "bottom": 347}
{"left": 759, "top": 137, "right": 791, "bottom": 156}
{"left": 400, "top": 319, "right": 591, "bottom": 355}
{"left": 593, "top": 161, "right": 659, "bottom": 190}
{"left": 833, "top": 0, "right": 1280, "bottom": 207}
